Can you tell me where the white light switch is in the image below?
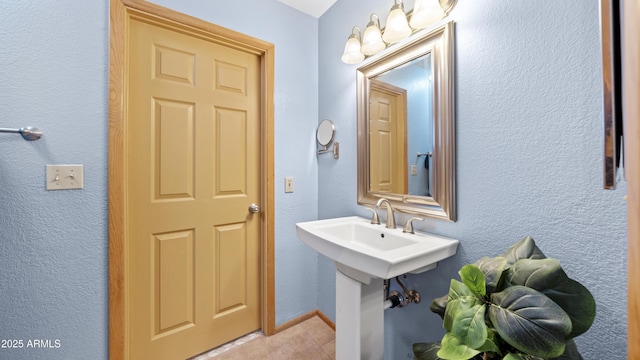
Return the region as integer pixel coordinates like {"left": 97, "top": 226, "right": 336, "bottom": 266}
{"left": 46, "top": 165, "right": 84, "bottom": 190}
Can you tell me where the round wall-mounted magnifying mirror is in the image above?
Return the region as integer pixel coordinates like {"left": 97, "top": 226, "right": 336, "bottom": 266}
{"left": 317, "top": 119, "right": 335, "bottom": 149}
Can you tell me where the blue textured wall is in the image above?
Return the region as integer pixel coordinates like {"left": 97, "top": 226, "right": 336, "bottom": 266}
{"left": 0, "top": 1, "right": 109, "bottom": 359}
{"left": 319, "top": 0, "right": 628, "bottom": 358}
{"left": 0, "top": 1, "right": 319, "bottom": 359}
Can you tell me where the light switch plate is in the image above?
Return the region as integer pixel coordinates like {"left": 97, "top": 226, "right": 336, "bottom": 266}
{"left": 46, "top": 165, "right": 84, "bottom": 190}
{"left": 285, "top": 177, "right": 294, "bottom": 193}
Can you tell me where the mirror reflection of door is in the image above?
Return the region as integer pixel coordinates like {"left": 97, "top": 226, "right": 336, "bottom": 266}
{"left": 373, "top": 54, "right": 433, "bottom": 197}
{"left": 369, "top": 79, "right": 408, "bottom": 194}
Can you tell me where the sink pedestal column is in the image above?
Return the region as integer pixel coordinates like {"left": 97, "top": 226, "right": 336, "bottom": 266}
{"left": 335, "top": 268, "right": 384, "bottom": 360}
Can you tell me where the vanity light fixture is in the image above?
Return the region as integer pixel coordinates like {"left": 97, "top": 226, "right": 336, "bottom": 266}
{"left": 341, "top": 26, "right": 365, "bottom": 64}
{"left": 340, "top": 0, "right": 458, "bottom": 64}
{"left": 361, "top": 14, "right": 386, "bottom": 56}
{"left": 382, "top": 0, "right": 412, "bottom": 44}
{"left": 409, "top": 0, "right": 445, "bottom": 30}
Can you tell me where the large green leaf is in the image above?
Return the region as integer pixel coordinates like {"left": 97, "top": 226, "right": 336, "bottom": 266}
{"left": 543, "top": 279, "right": 596, "bottom": 338}
{"left": 459, "top": 264, "right": 487, "bottom": 297}
{"left": 437, "top": 333, "right": 481, "bottom": 360}
{"left": 444, "top": 280, "right": 482, "bottom": 331}
{"left": 505, "top": 259, "right": 596, "bottom": 339}
{"left": 488, "top": 286, "right": 572, "bottom": 358}
{"left": 444, "top": 297, "right": 481, "bottom": 331}
{"left": 413, "top": 342, "right": 444, "bottom": 360}
{"left": 475, "top": 329, "right": 500, "bottom": 355}
{"left": 431, "top": 294, "right": 449, "bottom": 319}
{"left": 451, "top": 304, "right": 488, "bottom": 349}
{"left": 474, "top": 256, "right": 508, "bottom": 293}
{"left": 505, "top": 258, "right": 567, "bottom": 290}
{"left": 448, "top": 279, "right": 478, "bottom": 301}
{"left": 503, "top": 355, "right": 522, "bottom": 360}
{"left": 501, "top": 236, "right": 546, "bottom": 266}
{"left": 503, "top": 354, "right": 544, "bottom": 360}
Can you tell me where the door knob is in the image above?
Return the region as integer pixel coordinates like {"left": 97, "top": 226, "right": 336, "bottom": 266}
{"left": 248, "top": 203, "right": 261, "bottom": 214}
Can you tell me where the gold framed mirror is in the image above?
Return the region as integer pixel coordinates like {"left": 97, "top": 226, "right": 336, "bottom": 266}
{"left": 357, "top": 21, "right": 456, "bottom": 221}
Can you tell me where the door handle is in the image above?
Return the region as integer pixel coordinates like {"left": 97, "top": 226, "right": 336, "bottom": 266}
{"left": 248, "top": 203, "right": 261, "bottom": 214}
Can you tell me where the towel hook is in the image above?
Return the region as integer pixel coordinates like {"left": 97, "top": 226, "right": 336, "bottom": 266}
{"left": 0, "top": 126, "right": 43, "bottom": 141}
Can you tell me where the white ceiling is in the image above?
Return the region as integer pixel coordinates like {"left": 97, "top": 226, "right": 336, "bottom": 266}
{"left": 278, "top": 0, "right": 337, "bottom": 18}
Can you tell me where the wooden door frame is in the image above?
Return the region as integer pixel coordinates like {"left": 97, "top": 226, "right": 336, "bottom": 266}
{"left": 624, "top": 0, "right": 640, "bottom": 357}
{"left": 108, "top": 1, "right": 275, "bottom": 358}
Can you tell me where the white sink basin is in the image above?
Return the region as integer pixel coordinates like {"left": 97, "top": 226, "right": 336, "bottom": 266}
{"left": 296, "top": 216, "right": 459, "bottom": 281}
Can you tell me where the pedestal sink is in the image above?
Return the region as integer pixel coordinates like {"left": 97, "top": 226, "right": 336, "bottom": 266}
{"left": 296, "top": 216, "right": 459, "bottom": 360}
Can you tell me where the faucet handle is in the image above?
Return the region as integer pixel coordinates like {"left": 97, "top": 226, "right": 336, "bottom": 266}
{"left": 403, "top": 217, "right": 424, "bottom": 234}
{"left": 365, "top": 207, "right": 380, "bottom": 225}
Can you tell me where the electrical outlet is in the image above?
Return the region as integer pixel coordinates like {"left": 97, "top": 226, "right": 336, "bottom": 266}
{"left": 411, "top": 165, "right": 418, "bottom": 175}
{"left": 285, "top": 177, "right": 294, "bottom": 193}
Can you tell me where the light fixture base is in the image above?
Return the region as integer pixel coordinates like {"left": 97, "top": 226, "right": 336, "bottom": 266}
{"left": 439, "top": 0, "right": 457, "bottom": 14}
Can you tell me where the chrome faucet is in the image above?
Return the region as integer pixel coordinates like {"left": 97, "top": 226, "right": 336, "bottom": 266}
{"left": 375, "top": 198, "right": 396, "bottom": 229}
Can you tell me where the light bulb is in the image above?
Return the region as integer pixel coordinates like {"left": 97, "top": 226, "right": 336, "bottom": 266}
{"left": 409, "top": 0, "right": 445, "bottom": 30}
{"left": 382, "top": 2, "right": 411, "bottom": 44}
{"left": 341, "top": 28, "right": 364, "bottom": 64}
{"left": 361, "top": 15, "right": 385, "bottom": 56}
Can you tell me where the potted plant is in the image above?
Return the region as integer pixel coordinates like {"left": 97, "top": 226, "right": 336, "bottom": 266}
{"left": 413, "top": 237, "right": 596, "bottom": 360}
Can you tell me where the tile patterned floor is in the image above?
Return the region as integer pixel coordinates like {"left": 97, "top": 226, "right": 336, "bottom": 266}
{"left": 191, "top": 316, "right": 336, "bottom": 360}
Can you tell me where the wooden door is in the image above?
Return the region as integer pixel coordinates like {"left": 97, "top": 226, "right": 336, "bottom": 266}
{"left": 369, "top": 80, "right": 408, "bottom": 194}
{"left": 126, "top": 13, "right": 261, "bottom": 359}
{"left": 623, "top": 0, "right": 640, "bottom": 357}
